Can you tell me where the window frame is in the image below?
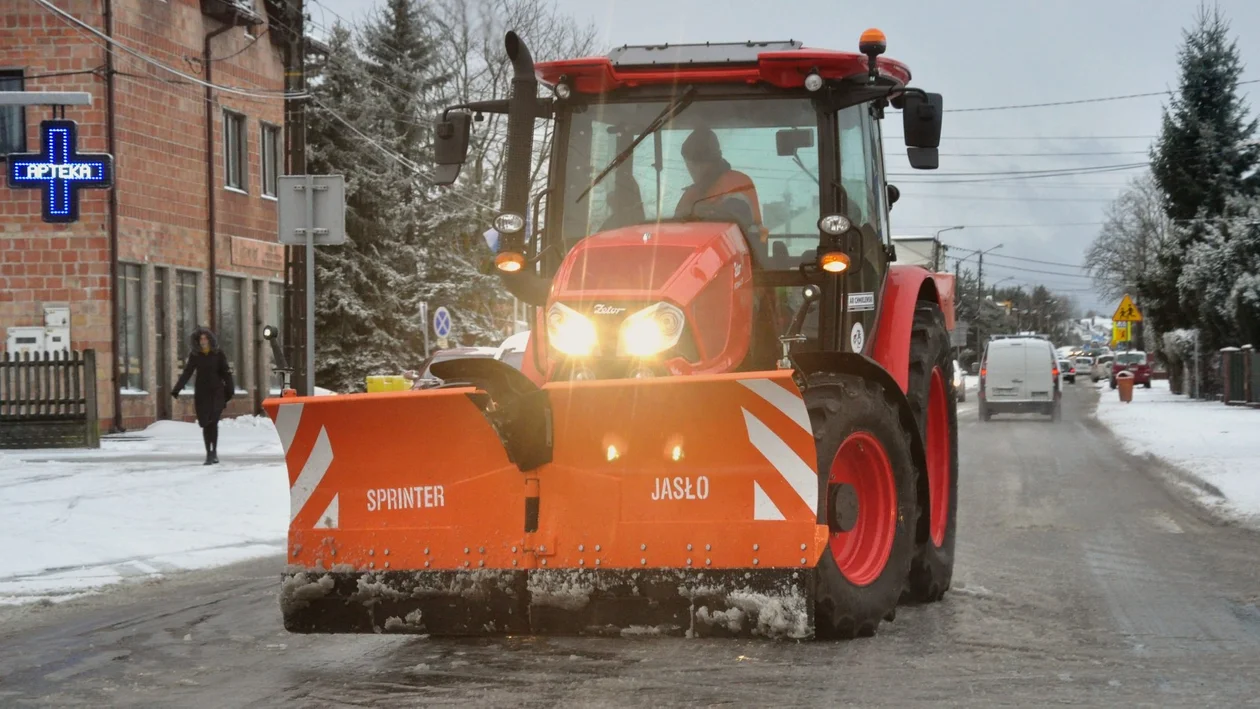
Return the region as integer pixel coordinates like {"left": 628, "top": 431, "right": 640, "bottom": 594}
{"left": 175, "top": 270, "right": 201, "bottom": 391}
{"left": 117, "top": 262, "right": 145, "bottom": 392}
{"left": 215, "top": 275, "right": 245, "bottom": 386}
{"left": 266, "top": 281, "right": 285, "bottom": 391}
{"left": 223, "top": 109, "right": 248, "bottom": 192}
{"left": 0, "top": 69, "right": 27, "bottom": 155}
{"left": 260, "top": 121, "right": 281, "bottom": 198}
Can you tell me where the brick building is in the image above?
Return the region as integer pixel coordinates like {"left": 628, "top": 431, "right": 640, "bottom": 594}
{"left": 2, "top": 0, "right": 294, "bottom": 431}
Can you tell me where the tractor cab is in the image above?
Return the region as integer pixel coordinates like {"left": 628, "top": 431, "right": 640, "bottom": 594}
{"left": 433, "top": 32, "right": 942, "bottom": 383}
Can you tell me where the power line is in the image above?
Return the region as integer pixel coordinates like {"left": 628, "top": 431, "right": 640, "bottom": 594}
{"left": 909, "top": 222, "right": 1104, "bottom": 230}
{"left": 948, "top": 257, "right": 1095, "bottom": 280}
{"left": 941, "top": 244, "right": 1088, "bottom": 269}
{"left": 896, "top": 164, "right": 1146, "bottom": 184}
{"left": 885, "top": 134, "right": 1157, "bottom": 141}
{"left": 33, "top": 0, "right": 305, "bottom": 99}
{"left": 889, "top": 162, "right": 1147, "bottom": 178}
{"left": 934, "top": 80, "right": 1258, "bottom": 113}
{"left": 895, "top": 193, "right": 1116, "bottom": 203}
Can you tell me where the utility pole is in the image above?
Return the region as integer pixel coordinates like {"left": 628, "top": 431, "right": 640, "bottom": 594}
{"left": 282, "top": 0, "right": 307, "bottom": 393}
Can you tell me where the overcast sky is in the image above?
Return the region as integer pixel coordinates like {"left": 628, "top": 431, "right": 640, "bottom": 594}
{"left": 314, "top": 0, "right": 1260, "bottom": 313}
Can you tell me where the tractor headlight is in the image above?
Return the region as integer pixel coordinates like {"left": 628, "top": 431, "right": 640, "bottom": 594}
{"left": 618, "top": 302, "right": 685, "bottom": 357}
{"left": 547, "top": 302, "right": 599, "bottom": 356}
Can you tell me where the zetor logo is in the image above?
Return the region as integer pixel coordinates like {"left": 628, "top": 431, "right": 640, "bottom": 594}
{"left": 592, "top": 304, "right": 625, "bottom": 315}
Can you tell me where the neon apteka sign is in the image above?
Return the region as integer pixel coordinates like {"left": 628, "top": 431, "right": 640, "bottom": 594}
{"left": 6, "top": 119, "right": 113, "bottom": 224}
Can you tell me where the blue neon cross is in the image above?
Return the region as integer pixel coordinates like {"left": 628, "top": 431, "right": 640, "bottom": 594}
{"left": 7, "top": 119, "right": 113, "bottom": 224}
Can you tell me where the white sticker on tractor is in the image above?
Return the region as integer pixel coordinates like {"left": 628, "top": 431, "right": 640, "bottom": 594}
{"left": 850, "top": 322, "right": 865, "bottom": 352}
{"left": 847, "top": 292, "right": 876, "bottom": 312}
{"left": 367, "top": 485, "right": 446, "bottom": 511}
{"left": 652, "top": 476, "right": 710, "bottom": 501}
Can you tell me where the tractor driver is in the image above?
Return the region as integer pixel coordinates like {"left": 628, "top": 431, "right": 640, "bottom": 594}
{"left": 673, "top": 128, "right": 768, "bottom": 249}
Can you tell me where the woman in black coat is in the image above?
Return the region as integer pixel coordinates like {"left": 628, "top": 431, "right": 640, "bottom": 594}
{"left": 171, "top": 327, "right": 235, "bottom": 465}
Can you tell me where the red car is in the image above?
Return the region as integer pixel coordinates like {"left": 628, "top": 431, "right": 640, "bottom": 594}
{"left": 1110, "top": 351, "right": 1152, "bottom": 388}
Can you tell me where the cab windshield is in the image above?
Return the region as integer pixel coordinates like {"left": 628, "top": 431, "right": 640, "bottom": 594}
{"left": 559, "top": 96, "right": 856, "bottom": 271}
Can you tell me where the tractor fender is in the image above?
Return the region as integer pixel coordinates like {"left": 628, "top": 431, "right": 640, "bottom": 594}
{"left": 870, "top": 264, "right": 944, "bottom": 394}
{"left": 792, "top": 351, "right": 929, "bottom": 522}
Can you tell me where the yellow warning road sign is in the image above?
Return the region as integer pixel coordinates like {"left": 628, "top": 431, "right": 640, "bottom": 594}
{"left": 1111, "top": 321, "right": 1130, "bottom": 347}
{"left": 1112, "top": 294, "right": 1143, "bottom": 322}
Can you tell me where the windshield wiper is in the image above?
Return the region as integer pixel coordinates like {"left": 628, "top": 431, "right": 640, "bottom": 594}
{"left": 573, "top": 85, "right": 698, "bottom": 205}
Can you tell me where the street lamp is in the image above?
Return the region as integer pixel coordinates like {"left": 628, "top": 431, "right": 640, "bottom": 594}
{"left": 933, "top": 226, "right": 964, "bottom": 270}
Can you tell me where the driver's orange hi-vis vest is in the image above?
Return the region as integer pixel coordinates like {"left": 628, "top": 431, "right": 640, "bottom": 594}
{"left": 675, "top": 169, "right": 768, "bottom": 243}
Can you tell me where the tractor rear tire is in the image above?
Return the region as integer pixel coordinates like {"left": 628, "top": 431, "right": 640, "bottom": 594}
{"left": 902, "top": 303, "right": 959, "bottom": 604}
{"left": 805, "top": 372, "right": 918, "bottom": 639}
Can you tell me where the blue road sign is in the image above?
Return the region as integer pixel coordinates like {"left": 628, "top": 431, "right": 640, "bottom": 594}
{"left": 7, "top": 120, "right": 113, "bottom": 224}
{"left": 433, "top": 306, "right": 452, "bottom": 338}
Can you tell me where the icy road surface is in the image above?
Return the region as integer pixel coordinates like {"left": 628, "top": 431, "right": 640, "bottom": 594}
{"left": 2, "top": 385, "right": 1259, "bottom": 706}
{"left": 0, "top": 416, "right": 288, "bottom": 605}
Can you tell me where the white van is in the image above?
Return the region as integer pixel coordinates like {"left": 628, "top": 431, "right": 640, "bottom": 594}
{"left": 978, "top": 337, "right": 1061, "bottom": 421}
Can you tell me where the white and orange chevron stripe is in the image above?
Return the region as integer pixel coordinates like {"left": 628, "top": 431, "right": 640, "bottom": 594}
{"left": 737, "top": 378, "right": 819, "bottom": 521}
{"left": 273, "top": 402, "right": 340, "bottom": 529}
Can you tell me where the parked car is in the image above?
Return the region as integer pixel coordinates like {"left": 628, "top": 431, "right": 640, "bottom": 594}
{"left": 1074, "top": 356, "right": 1094, "bottom": 378}
{"left": 1058, "top": 358, "right": 1076, "bottom": 384}
{"left": 495, "top": 331, "right": 530, "bottom": 370}
{"left": 405, "top": 346, "right": 500, "bottom": 389}
{"left": 1091, "top": 354, "right": 1114, "bottom": 383}
{"left": 953, "top": 359, "right": 966, "bottom": 402}
{"left": 978, "top": 336, "right": 1061, "bottom": 422}
{"left": 1110, "top": 350, "right": 1152, "bottom": 389}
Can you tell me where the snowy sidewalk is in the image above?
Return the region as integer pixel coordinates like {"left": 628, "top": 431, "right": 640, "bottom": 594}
{"left": 1094, "top": 379, "right": 1260, "bottom": 528}
{"left": 0, "top": 416, "right": 289, "bottom": 606}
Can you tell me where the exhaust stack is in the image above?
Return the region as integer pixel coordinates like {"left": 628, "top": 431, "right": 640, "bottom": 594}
{"left": 496, "top": 31, "right": 549, "bottom": 305}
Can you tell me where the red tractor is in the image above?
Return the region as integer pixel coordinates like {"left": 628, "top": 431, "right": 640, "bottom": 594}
{"left": 265, "top": 29, "right": 958, "bottom": 639}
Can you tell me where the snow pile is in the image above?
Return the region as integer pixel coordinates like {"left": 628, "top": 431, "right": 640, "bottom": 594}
{"left": 1095, "top": 379, "right": 1260, "bottom": 527}
{"left": 526, "top": 569, "right": 593, "bottom": 611}
{"left": 0, "top": 416, "right": 288, "bottom": 605}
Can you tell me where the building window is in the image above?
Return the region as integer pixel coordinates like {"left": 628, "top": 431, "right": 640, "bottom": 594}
{"left": 224, "top": 109, "right": 247, "bottom": 191}
{"left": 118, "top": 263, "right": 145, "bottom": 391}
{"left": 267, "top": 281, "right": 285, "bottom": 390}
{"left": 261, "top": 123, "right": 281, "bottom": 197}
{"left": 176, "top": 271, "right": 200, "bottom": 389}
{"left": 0, "top": 71, "right": 26, "bottom": 155}
{"left": 216, "top": 276, "right": 244, "bottom": 384}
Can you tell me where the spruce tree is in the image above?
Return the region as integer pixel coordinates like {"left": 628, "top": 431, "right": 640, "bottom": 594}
{"left": 1146, "top": 3, "right": 1259, "bottom": 336}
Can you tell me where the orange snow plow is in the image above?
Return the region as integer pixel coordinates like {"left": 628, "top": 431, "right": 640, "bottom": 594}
{"left": 269, "top": 28, "right": 959, "bottom": 639}
{"left": 267, "top": 369, "right": 829, "bottom": 637}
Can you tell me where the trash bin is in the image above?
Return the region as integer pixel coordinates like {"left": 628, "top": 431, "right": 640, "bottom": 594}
{"left": 1116, "top": 370, "right": 1135, "bottom": 403}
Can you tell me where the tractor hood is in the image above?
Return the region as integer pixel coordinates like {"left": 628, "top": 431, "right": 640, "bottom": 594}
{"left": 552, "top": 222, "right": 753, "bottom": 300}
{"left": 542, "top": 222, "right": 757, "bottom": 377}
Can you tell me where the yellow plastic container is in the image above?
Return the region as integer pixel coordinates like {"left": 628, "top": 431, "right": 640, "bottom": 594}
{"left": 365, "top": 375, "right": 410, "bottom": 393}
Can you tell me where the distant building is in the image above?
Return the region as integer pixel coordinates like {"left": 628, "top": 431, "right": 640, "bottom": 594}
{"left": 2, "top": 0, "right": 293, "bottom": 430}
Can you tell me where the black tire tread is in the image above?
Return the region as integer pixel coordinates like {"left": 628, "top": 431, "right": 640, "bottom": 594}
{"left": 903, "top": 303, "right": 959, "bottom": 604}
{"left": 806, "top": 372, "right": 918, "bottom": 640}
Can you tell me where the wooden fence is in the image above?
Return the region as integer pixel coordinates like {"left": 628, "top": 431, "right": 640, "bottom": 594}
{"left": 0, "top": 349, "right": 100, "bottom": 449}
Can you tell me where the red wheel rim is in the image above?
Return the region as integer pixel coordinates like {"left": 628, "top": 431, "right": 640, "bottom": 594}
{"left": 927, "top": 367, "right": 951, "bottom": 546}
{"left": 828, "top": 431, "right": 897, "bottom": 586}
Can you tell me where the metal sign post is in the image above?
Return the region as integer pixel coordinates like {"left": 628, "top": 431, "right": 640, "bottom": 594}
{"left": 419, "top": 302, "right": 431, "bottom": 359}
{"left": 278, "top": 174, "right": 345, "bottom": 396}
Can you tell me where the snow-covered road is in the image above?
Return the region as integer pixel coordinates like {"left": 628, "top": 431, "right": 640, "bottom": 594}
{"left": 0, "top": 416, "right": 288, "bottom": 605}
{"left": 1094, "top": 379, "right": 1260, "bottom": 528}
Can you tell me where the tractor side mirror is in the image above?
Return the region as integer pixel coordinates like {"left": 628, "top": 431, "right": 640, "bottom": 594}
{"left": 433, "top": 111, "right": 473, "bottom": 185}
{"left": 902, "top": 91, "right": 942, "bottom": 170}
{"left": 776, "top": 128, "right": 815, "bottom": 157}
{"left": 886, "top": 183, "right": 900, "bottom": 209}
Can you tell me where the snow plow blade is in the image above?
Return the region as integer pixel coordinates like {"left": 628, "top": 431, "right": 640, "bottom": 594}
{"left": 265, "top": 368, "right": 829, "bottom": 638}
